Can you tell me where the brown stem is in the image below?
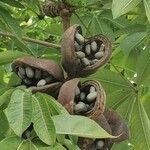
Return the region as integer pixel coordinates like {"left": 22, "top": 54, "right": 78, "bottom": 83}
{"left": 60, "top": 8, "right": 72, "bottom": 31}
{"left": 0, "top": 32, "right": 61, "bottom": 50}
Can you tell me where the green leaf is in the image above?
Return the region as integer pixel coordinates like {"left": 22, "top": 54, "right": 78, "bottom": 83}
{"left": 32, "top": 94, "right": 56, "bottom": 145}
{"left": 130, "top": 99, "right": 150, "bottom": 149}
{"left": 0, "top": 136, "right": 23, "bottom": 150}
{"left": 17, "top": 140, "right": 37, "bottom": 150}
{"left": 112, "top": 141, "right": 133, "bottom": 150}
{"left": 5, "top": 89, "right": 32, "bottom": 137}
{"left": 0, "top": 19, "right": 7, "bottom": 31}
{"left": 12, "top": 37, "right": 34, "bottom": 55}
{"left": 7, "top": 73, "right": 21, "bottom": 87}
{"left": 0, "top": 5, "right": 22, "bottom": 37}
{"left": 63, "top": 139, "right": 80, "bottom": 150}
{"left": 144, "top": 0, "right": 150, "bottom": 23}
{"left": 0, "top": 110, "right": 9, "bottom": 137}
{"left": 87, "top": 69, "right": 132, "bottom": 94}
{"left": 102, "top": 11, "right": 130, "bottom": 28}
{"left": 0, "top": 0, "right": 24, "bottom": 8}
{"left": 117, "top": 94, "right": 135, "bottom": 121}
{"left": 114, "top": 24, "right": 146, "bottom": 37}
{"left": 142, "top": 93, "right": 150, "bottom": 119}
{"left": 120, "top": 32, "right": 146, "bottom": 55}
{"left": 33, "top": 139, "right": 66, "bottom": 150}
{"left": 107, "top": 89, "right": 134, "bottom": 109}
{"left": 52, "top": 115, "right": 115, "bottom": 139}
{"left": 112, "top": 0, "right": 142, "bottom": 18}
{"left": 36, "top": 93, "right": 68, "bottom": 115}
{"left": 88, "top": 15, "right": 115, "bottom": 42}
{"left": 0, "top": 89, "right": 14, "bottom": 109}
{"left": 0, "top": 87, "right": 12, "bottom": 95}
{"left": 124, "top": 47, "right": 140, "bottom": 77}
{"left": 48, "top": 23, "right": 63, "bottom": 36}
{"left": 136, "top": 46, "right": 150, "bottom": 86}
{"left": 33, "top": 93, "right": 67, "bottom": 147}
{"left": 0, "top": 51, "right": 29, "bottom": 65}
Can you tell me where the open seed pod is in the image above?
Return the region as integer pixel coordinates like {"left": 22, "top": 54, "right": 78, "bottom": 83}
{"left": 58, "top": 78, "right": 106, "bottom": 120}
{"left": 78, "top": 114, "right": 112, "bottom": 150}
{"left": 61, "top": 24, "right": 112, "bottom": 77}
{"left": 103, "top": 109, "right": 129, "bottom": 143}
{"left": 11, "top": 56, "right": 64, "bottom": 98}
{"left": 79, "top": 109, "right": 129, "bottom": 150}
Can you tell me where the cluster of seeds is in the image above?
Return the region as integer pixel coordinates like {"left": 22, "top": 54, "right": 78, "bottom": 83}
{"left": 16, "top": 66, "right": 55, "bottom": 87}
{"left": 74, "top": 85, "right": 97, "bottom": 114}
{"left": 74, "top": 32, "right": 105, "bottom": 67}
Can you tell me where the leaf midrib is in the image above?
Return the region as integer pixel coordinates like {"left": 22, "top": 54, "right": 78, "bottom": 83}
{"left": 138, "top": 100, "right": 150, "bottom": 149}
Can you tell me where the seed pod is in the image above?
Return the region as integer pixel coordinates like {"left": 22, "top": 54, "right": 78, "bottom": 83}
{"left": 78, "top": 109, "right": 129, "bottom": 150}
{"left": 12, "top": 56, "right": 64, "bottom": 98}
{"left": 78, "top": 114, "right": 112, "bottom": 150}
{"left": 58, "top": 78, "right": 106, "bottom": 120}
{"left": 103, "top": 109, "right": 129, "bottom": 143}
{"left": 43, "top": 1, "right": 59, "bottom": 18}
{"left": 61, "top": 24, "right": 112, "bottom": 78}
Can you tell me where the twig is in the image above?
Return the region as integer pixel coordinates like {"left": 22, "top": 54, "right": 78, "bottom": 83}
{"left": 0, "top": 32, "right": 61, "bottom": 50}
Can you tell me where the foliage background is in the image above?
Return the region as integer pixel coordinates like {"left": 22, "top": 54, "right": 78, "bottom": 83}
{"left": 0, "top": 0, "right": 150, "bottom": 149}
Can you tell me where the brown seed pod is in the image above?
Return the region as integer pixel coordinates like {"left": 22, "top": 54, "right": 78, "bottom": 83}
{"left": 61, "top": 24, "right": 112, "bottom": 77}
{"left": 103, "top": 109, "right": 129, "bottom": 143}
{"left": 43, "top": 1, "right": 59, "bottom": 18}
{"left": 78, "top": 114, "right": 112, "bottom": 150}
{"left": 58, "top": 78, "right": 106, "bottom": 120}
{"left": 11, "top": 56, "right": 64, "bottom": 98}
{"left": 78, "top": 109, "right": 129, "bottom": 150}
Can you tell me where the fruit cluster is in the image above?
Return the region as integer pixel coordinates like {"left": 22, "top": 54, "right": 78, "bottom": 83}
{"left": 12, "top": 25, "right": 128, "bottom": 150}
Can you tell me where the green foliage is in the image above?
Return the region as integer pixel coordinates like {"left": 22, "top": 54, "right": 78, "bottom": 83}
{"left": 0, "top": 51, "right": 29, "bottom": 65}
{"left": 0, "top": 0, "right": 150, "bottom": 149}
{"left": 52, "top": 115, "right": 114, "bottom": 138}
{"left": 2, "top": 90, "right": 114, "bottom": 149}
{"left": 5, "top": 89, "right": 32, "bottom": 137}
{"left": 32, "top": 94, "right": 56, "bottom": 145}
{"left": 112, "top": 0, "right": 142, "bottom": 18}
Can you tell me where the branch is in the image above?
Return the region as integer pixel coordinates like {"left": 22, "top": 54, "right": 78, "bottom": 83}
{"left": 0, "top": 32, "right": 61, "bottom": 50}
